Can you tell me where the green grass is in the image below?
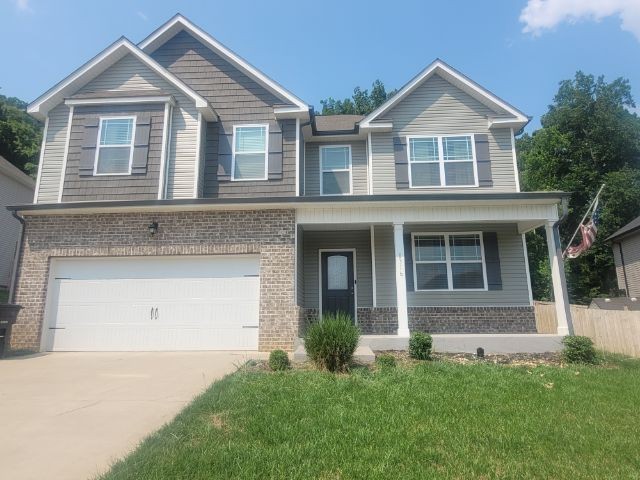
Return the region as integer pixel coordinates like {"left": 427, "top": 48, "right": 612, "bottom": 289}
{"left": 100, "top": 358, "right": 640, "bottom": 480}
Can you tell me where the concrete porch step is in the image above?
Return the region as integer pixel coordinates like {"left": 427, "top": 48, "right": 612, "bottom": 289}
{"left": 293, "top": 344, "right": 375, "bottom": 364}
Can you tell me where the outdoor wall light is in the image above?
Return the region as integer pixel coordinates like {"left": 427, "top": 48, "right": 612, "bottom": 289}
{"left": 476, "top": 347, "right": 485, "bottom": 358}
{"left": 148, "top": 221, "right": 158, "bottom": 236}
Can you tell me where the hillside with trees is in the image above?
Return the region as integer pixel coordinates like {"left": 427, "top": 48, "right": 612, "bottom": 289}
{"left": 0, "top": 94, "right": 42, "bottom": 177}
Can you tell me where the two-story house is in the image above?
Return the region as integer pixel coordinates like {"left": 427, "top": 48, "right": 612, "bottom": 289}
{"left": 8, "top": 15, "right": 571, "bottom": 353}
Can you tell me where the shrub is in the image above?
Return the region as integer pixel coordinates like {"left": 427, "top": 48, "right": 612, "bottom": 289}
{"left": 304, "top": 312, "right": 359, "bottom": 372}
{"left": 562, "top": 335, "right": 598, "bottom": 364}
{"left": 376, "top": 354, "right": 396, "bottom": 369}
{"left": 409, "top": 332, "right": 433, "bottom": 360}
{"left": 268, "top": 350, "right": 290, "bottom": 371}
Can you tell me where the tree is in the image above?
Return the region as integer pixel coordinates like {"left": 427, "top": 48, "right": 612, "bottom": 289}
{"left": 319, "top": 80, "right": 397, "bottom": 115}
{"left": 518, "top": 72, "right": 640, "bottom": 303}
{"left": 0, "top": 93, "right": 43, "bottom": 176}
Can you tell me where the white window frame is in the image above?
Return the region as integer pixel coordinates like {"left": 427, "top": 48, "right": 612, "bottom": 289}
{"left": 411, "top": 231, "right": 488, "bottom": 292}
{"left": 93, "top": 116, "right": 136, "bottom": 176}
{"left": 407, "top": 134, "right": 479, "bottom": 188}
{"left": 231, "top": 124, "right": 269, "bottom": 181}
{"left": 319, "top": 144, "right": 353, "bottom": 196}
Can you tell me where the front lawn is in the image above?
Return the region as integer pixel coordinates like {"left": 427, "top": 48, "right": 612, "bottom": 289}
{"left": 100, "top": 357, "right": 640, "bottom": 479}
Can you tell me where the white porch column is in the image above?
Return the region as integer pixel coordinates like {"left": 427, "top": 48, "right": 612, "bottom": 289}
{"left": 393, "top": 222, "right": 410, "bottom": 337}
{"left": 545, "top": 221, "right": 573, "bottom": 335}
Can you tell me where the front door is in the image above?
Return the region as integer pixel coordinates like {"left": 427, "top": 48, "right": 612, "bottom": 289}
{"left": 321, "top": 251, "right": 355, "bottom": 321}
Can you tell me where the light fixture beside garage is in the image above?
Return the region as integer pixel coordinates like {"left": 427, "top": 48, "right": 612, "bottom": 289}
{"left": 148, "top": 221, "right": 158, "bottom": 237}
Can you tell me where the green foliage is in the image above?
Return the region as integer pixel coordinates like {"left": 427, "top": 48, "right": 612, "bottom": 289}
{"left": 408, "top": 332, "right": 433, "bottom": 360}
{"left": 268, "top": 350, "right": 290, "bottom": 371}
{"left": 375, "top": 354, "right": 396, "bottom": 369}
{"left": 303, "top": 312, "right": 359, "bottom": 372}
{"left": 319, "top": 80, "right": 397, "bottom": 115}
{"left": 518, "top": 72, "right": 640, "bottom": 303}
{"left": 562, "top": 335, "right": 598, "bottom": 364}
{"left": 0, "top": 94, "right": 43, "bottom": 176}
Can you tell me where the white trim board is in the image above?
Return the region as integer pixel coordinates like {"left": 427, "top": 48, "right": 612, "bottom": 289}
{"left": 57, "top": 106, "right": 74, "bottom": 203}
{"left": 33, "top": 116, "right": 50, "bottom": 202}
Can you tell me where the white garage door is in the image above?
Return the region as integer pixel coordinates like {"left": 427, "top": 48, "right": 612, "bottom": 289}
{"left": 43, "top": 255, "right": 260, "bottom": 351}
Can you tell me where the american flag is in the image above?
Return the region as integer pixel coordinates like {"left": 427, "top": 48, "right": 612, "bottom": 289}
{"left": 565, "top": 198, "right": 600, "bottom": 259}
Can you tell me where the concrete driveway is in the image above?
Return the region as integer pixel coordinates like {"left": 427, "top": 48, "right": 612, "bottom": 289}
{"left": 0, "top": 351, "right": 264, "bottom": 480}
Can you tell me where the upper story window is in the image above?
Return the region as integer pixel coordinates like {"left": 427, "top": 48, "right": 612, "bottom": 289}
{"left": 408, "top": 135, "right": 477, "bottom": 188}
{"left": 320, "top": 145, "right": 352, "bottom": 195}
{"left": 232, "top": 125, "right": 268, "bottom": 181}
{"left": 95, "top": 117, "right": 135, "bottom": 175}
{"left": 412, "top": 232, "right": 486, "bottom": 291}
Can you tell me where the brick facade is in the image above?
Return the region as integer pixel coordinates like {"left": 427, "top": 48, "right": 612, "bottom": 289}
{"left": 302, "top": 306, "right": 536, "bottom": 335}
{"left": 10, "top": 209, "right": 297, "bottom": 352}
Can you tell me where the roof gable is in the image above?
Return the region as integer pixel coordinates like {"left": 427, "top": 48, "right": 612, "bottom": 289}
{"left": 360, "top": 59, "right": 529, "bottom": 130}
{"left": 139, "top": 14, "right": 309, "bottom": 113}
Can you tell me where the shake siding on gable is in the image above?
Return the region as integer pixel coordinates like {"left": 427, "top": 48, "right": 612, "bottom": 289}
{"left": 36, "top": 104, "right": 70, "bottom": 203}
{"left": 371, "top": 74, "right": 517, "bottom": 194}
{"left": 78, "top": 54, "right": 199, "bottom": 199}
{"left": 304, "top": 141, "right": 368, "bottom": 196}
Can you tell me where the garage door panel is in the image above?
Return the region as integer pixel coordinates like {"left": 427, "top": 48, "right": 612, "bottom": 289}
{"left": 45, "top": 256, "right": 261, "bottom": 351}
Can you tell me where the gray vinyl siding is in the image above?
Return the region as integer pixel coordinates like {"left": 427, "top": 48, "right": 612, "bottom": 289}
{"left": 371, "top": 73, "right": 517, "bottom": 194}
{"left": 614, "top": 234, "right": 640, "bottom": 297}
{"left": 301, "top": 230, "right": 373, "bottom": 309}
{"left": 79, "top": 54, "right": 199, "bottom": 199}
{"left": 304, "top": 141, "right": 368, "bottom": 196}
{"left": 61, "top": 105, "right": 164, "bottom": 201}
{"left": 36, "top": 104, "right": 70, "bottom": 203}
{"left": 151, "top": 30, "right": 297, "bottom": 198}
{"left": 373, "top": 223, "right": 530, "bottom": 307}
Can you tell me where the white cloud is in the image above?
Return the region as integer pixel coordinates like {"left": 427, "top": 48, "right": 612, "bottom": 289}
{"left": 15, "top": 0, "right": 33, "bottom": 12}
{"left": 520, "top": 0, "right": 640, "bottom": 42}
{"left": 137, "top": 11, "right": 148, "bottom": 21}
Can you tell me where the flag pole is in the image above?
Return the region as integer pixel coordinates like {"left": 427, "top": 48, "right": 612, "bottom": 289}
{"left": 562, "top": 183, "right": 605, "bottom": 258}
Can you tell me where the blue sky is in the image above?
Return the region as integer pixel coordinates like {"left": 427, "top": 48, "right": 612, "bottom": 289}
{"left": 1, "top": 0, "right": 639, "bottom": 132}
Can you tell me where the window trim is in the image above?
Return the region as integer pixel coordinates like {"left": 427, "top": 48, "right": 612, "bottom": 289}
{"left": 407, "top": 134, "right": 479, "bottom": 188}
{"left": 411, "top": 231, "right": 488, "bottom": 292}
{"left": 231, "top": 123, "right": 269, "bottom": 182}
{"left": 319, "top": 144, "right": 353, "bottom": 196}
{"left": 93, "top": 115, "right": 137, "bottom": 176}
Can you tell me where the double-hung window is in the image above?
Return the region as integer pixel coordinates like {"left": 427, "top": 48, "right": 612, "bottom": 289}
{"left": 320, "top": 145, "right": 352, "bottom": 195}
{"left": 95, "top": 117, "right": 135, "bottom": 175}
{"left": 413, "top": 232, "right": 486, "bottom": 291}
{"left": 232, "top": 125, "right": 268, "bottom": 181}
{"left": 408, "top": 135, "right": 477, "bottom": 187}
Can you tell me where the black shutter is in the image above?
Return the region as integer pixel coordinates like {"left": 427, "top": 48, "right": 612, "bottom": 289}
{"left": 404, "top": 233, "right": 414, "bottom": 292}
{"left": 268, "top": 121, "right": 283, "bottom": 180}
{"left": 475, "top": 134, "right": 493, "bottom": 187}
{"left": 217, "top": 123, "right": 233, "bottom": 181}
{"left": 79, "top": 116, "right": 99, "bottom": 176}
{"left": 393, "top": 136, "right": 409, "bottom": 189}
{"left": 131, "top": 113, "right": 151, "bottom": 174}
{"left": 483, "top": 232, "right": 502, "bottom": 290}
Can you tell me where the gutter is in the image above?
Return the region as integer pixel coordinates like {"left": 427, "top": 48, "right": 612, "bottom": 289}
{"left": 8, "top": 211, "right": 25, "bottom": 304}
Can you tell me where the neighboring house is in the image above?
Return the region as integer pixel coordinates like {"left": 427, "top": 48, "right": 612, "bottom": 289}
{"left": 608, "top": 216, "right": 640, "bottom": 298}
{"left": 0, "top": 156, "right": 35, "bottom": 291}
{"left": 8, "top": 15, "right": 571, "bottom": 353}
{"left": 589, "top": 297, "right": 639, "bottom": 311}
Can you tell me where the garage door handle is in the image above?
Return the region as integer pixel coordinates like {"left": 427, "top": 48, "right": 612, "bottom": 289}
{"left": 150, "top": 307, "right": 159, "bottom": 320}
{"left": 242, "top": 325, "right": 258, "bottom": 329}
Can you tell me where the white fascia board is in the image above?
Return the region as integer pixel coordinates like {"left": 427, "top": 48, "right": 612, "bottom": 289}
{"left": 65, "top": 95, "right": 176, "bottom": 107}
{"left": 360, "top": 59, "right": 529, "bottom": 128}
{"left": 274, "top": 106, "right": 310, "bottom": 120}
{"left": 359, "top": 122, "right": 393, "bottom": 133}
{"left": 488, "top": 117, "right": 528, "bottom": 130}
{"left": 139, "top": 14, "right": 310, "bottom": 112}
{"left": 28, "top": 38, "right": 216, "bottom": 122}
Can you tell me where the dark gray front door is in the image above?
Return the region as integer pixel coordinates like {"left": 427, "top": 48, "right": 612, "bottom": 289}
{"left": 321, "top": 251, "right": 355, "bottom": 321}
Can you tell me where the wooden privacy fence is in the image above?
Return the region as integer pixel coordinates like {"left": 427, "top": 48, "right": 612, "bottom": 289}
{"left": 535, "top": 301, "right": 640, "bottom": 357}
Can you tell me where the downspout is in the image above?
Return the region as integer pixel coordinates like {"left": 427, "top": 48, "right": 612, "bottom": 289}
{"left": 617, "top": 241, "right": 630, "bottom": 297}
{"left": 8, "top": 210, "right": 25, "bottom": 304}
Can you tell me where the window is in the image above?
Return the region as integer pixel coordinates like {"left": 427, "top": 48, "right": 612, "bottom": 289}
{"left": 95, "top": 117, "right": 135, "bottom": 175}
{"left": 412, "top": 233, "right": 486, "bottom": 291}
{"left": 408, "top": 135, "right": 477, "bottom": 187}
{"left": 232, "top": 125, "right": 268, "bottom": 181}
{"left": 320, "top": 145, "right": 352, "bottom": 195}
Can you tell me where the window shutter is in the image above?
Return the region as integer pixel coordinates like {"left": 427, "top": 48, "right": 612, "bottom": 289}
{"left": 131, "top": 114, "right": 151, "bottom": 174}
{"left": 79, "top": 116, "right": 99, "bottom": 176}
{"left": 483, "top": 232, "right": 502, "bottom": 290}
{"left": 268, "top": 121, "right": 283, "bottom": 180}
{"left": 404, "top": 233, "right": 414, "bottom": 292}
{"left": 393, "top": 136, "right": 409, "bottom": 189}
{"left": 217, "top": 123, "right": 233, "bottom": 181}
{"left": 475, "top": 134, "right": 493, "bottom": 187}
